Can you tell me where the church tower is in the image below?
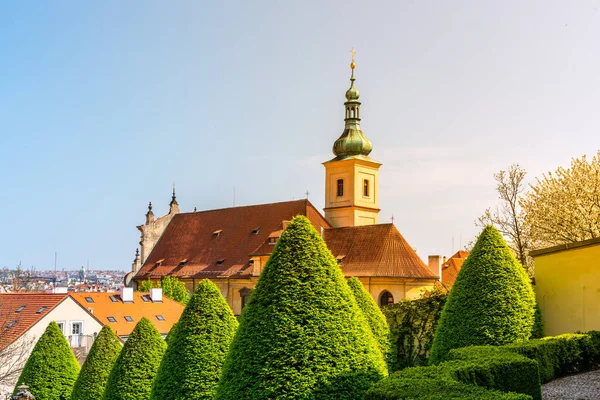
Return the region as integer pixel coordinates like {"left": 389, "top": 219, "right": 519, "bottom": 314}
{"left": 323, "top": 50, "right": 381, "bottom": 228}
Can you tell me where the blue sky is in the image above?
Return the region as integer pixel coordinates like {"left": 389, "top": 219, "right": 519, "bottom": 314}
{"left": 1, "top": 1, "right": 599, "bottom": 271}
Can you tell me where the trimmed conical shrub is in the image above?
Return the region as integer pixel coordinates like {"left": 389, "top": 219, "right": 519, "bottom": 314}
{"left": 215, "top": 216, "right": 387, "bottom": 400}
{"left": 71, "top": 325, "right": 121, "bottom": 400}
{"left": 151, "top": 279, "right": 238, "bottom": 400}
{"left": 14, "top": 321, "right": 80, "bottom": 400}
{"left": 102, "top": 317, "right": 167, "bottom": 400}
{"left": 347, "top": 277, "right": 393, "bottom": 369}
{"left": 429, "top": 225, "right": 535, "bottom": 364}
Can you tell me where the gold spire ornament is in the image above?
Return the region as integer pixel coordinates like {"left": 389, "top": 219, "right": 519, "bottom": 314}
{"left": 350, "top": 48, "right": 356, "bottom": 69}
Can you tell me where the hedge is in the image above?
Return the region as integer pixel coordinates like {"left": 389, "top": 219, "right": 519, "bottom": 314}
{"left": 367, "top": 331, "right": 600, "bottom": 399}
{"left": 102, "top": 318, "right": 167, "bottom": 400}
{"left": 347, "top": 277, "right": 393, "bottom": 370}
{"left": 430, "top": 225, "right": 535, "bottom": 364}
{"left": 151, "top": 279, "right": 238, "bottom": 400}
{"left": 71, "top": 325, "right": 122, "bottom": 400}
{"left": 14, "top": 321, "right": 80, "bottom": 400}
{"left": 215, "top": 216, "right": 387, "bottom": 400}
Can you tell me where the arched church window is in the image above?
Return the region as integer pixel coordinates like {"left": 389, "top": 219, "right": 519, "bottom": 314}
{"left": 363, "top": 179, "right": 370, "bottom": 197}
{"left": 337, "top": 179, "right": 344, "bottom": 197}
{"left": 379, "top": 290, "right": 394, "bottom": 306}
{"left": 239, "top": 287, "right": 253, "bottom": 310}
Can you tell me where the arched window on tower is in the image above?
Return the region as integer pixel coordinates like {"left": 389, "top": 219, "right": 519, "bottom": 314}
{"left": 363, "top": 179, "right": 370, "bottom": 197}
{"left": 379, "top": 290, "right": 394, "bottom": 306}
{"left": 337, "top": 179, "right": 344, "bottom": 197}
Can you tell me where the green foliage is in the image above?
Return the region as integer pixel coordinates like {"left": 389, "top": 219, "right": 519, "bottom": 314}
{"left": 216, "top": 216, "right": 387, "bottom": 400}
{"left": 347, "top": 277, "right": 393, "bottom": 370}
{"left": 429, "top": 226, "right": 536, "bottom": 364}
{"left": 366, "top": 345, "right": 539, "bottom": 400}
{"left": 102, "top": 318, "right": 167, "bottom": 400}
{"left": 151, "top": 279, "right": 238, "bottom": 400}
{"left": 15, "top": 321, "right": 80, "bottom": 400}
{"left": 137, "top": 276, "right": 189, "bottom": 304}
{"left": 382, "top": 288, "right": 447, "bottom": 370}
{"left": 71, "top": 325, "right": 121, "bottom": 400}
{"left": 530, "top": 302, "right": 544, "bottom": 339}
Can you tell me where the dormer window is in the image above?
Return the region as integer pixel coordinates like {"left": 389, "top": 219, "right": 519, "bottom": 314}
{"left": 268, "top": 237, "right": 278, "bottom": 245}
{"left": 249, "top": 259, "right": 255, "bottom": 266}
{"left": 252, "top": 228, "right": 260, "bottom": 235}
{"left": 16, "top": 306, "right": 25, "bottom": 313}
{"left": 216, "top": 259, "right": 225, "bottom": 266}
{"left": 36, "top": 306, "right": 47, "bottom": 314}
{"left": 213, "top": 230, "right": 222, "bottom": 237}
{"left": 336, "top": 255, "right": 345, "bottom": 264}
{"left": 337, "top": 179, "right": 344, "bottom": 197}
{"left": 363, "top": 179, "right": 370, "bottom": 197}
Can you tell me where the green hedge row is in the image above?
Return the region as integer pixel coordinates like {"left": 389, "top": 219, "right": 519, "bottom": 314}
{"left": 366, "top": 331, "right": 600, "bottom": 400}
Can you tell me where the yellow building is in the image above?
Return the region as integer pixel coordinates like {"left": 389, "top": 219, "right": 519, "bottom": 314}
{"left": 127, "top": 55, "right": 439, "bottom": 315}
{"left": 531, "top": 237, "right": 600, "bottom": 335}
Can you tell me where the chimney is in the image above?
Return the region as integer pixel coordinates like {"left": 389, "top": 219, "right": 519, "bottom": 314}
{"left": 150, "top": 288, "right": 163, "bottom": 302}
{"left": 120, "top": 287, "right": 134, "bottom": 303}
{"left": 427, "top": 255, "right": 442, "bottom": 281}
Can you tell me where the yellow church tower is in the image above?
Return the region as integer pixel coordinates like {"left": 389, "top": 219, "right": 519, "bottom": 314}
{"left": 323, "top": 50, "right": 381, "bottom": 228}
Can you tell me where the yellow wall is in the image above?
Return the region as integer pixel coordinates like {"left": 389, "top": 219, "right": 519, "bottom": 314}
{"left": 323, "top": 158, "right": 381, "bottom": 227}
{"left": 533, "top": 241, "right": 600, "bottom": 335}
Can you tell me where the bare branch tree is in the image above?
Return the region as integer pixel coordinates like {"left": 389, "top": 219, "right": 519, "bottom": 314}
{"left": 477, "top": 164, "right": 532, "bottom": 274}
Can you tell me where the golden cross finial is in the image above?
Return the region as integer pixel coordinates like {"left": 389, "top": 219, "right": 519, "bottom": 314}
{"left": 350, "top": 48, "right": 356, "bottom": 69}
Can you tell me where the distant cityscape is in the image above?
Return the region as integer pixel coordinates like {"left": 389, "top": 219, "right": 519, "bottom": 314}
{"left": 0, "top": 266, "right": 126, "bottom": 292}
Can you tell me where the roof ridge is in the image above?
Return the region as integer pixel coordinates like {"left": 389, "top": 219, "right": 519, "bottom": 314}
{"left": 177, "top": 199, "right": 309, "bottom": 216}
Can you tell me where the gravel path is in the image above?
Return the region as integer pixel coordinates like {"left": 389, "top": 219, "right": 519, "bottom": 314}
{"left": 543, "top": 370, "right": 600, "bottom": 399}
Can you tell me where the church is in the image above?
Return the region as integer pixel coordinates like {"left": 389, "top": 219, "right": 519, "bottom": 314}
{"left": 126, "top": 54, "right": 439, "bottom": 315}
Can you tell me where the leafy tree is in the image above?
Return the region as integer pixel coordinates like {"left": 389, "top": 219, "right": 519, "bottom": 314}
{"left": 151, "top": 279, "right": 238, "bottom": 400}
{"left": 138, "top": 276, "right": 189, "bottom": 305}
{"left": 102, "top": 318, "right": 167, "bottom": 400}
{"left": 429, "top": 226, "right": 535, "bottom": 364}
{"left": 477, "top": 164, "right": 532, "bottom": 273}
{"left": 71, "top": 325, "right": 121, "bottom": 400}
{"left": 347, "top": 277, "right": 393, "bottom": 369}
{"left": 521, "top": 150, "right": 600, "bottom": 247}
{"left": 216, "top": 216, "right": 387, "bottom": 400}
{"left": 14, "top": 321, "right": 80, "bottom": 400}
{"left": 138, "top": 278, "right": 154, "bottom": 293}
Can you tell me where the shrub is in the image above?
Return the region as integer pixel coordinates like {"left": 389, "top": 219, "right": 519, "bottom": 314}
{"left": 71, "top": 325, "right": 121, "bottom": 400}
{"left": 215, "top": 216, "right": 387, "bottom": 400}
{"left": 530, "top": 303, "right": 544, "bottom": 339}
{"left": 347, "top": 277, "right": 393, "bottom": 369}
{"left": 429, "top": 225, "right": 535, "bottom": 364}
{"left": 138, "top": 276, "right": 189, "bottom": 304}
{"left": 102, "top": 318, "right": 167, "bottom": 400}
{"left": 151, "top": 279, "right": 238, "bottom": 400}
{"left": 15, "top": 321, "right": 80, "bottom": 400}
{"left": 382, "top": 288, "right": 447, "bottom": 370}
{"left": 138, "top": 278, "right": 153, "bottom": 292}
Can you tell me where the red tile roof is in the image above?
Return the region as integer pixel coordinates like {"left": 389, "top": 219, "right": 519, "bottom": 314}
{"left": 136, "top": 200, "right": 331, "bottom": 279}
{"left": 0, "top": 293, "right": 68, "bottom": 350}
{"left": 69, "top": 292, "right": 184, "bottom": 337}
{"left": 324, "top": 224, "right": 437, "bottom": 278}
{"left": 442, "top": 250, "right": 469, "bottom": 287}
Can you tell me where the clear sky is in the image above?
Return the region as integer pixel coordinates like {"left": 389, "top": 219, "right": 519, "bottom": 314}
{"left": 1, "top": 1, "right": 599, "bottom": 271}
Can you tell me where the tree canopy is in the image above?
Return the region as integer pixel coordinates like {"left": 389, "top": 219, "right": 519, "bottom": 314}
{"left": 15, "top": 321, "right": 80, "bottom": 400}
{"left": 216, "top": 216, "right": 386, "bottom": 400}
{"left": 102, "top": 318, "right": 167, "bottom": 400}
{"left": 138, "top": 276, "right": 189, "bottom": 304}
{"left": 151, "top": 279, "right": 238, "bottom": 400}
{"left": 71, "top": 325, "right": 121, "bottom": 400}
{"left": 429, "top": 226, "right": 535, "bottom": 364}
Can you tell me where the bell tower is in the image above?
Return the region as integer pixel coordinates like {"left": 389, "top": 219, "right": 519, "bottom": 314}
{"left": 323, "top": 49, "right": 381, "bottom": 228}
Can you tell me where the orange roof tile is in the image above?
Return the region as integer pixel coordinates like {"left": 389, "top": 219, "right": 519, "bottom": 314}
{"left": 442, "top": 251, "right": 469, "bottom": 287}
{"left": 69, "top": 292, "right": 184, "bottom": 337}
{"left": 136, "top": 199, "right": 331, "bottom": 279}
{"left": 0, "top": 293, "right": 68, "bottom": 350}
{"left": 324, "top": 224, "right": 437, "bottom": 278}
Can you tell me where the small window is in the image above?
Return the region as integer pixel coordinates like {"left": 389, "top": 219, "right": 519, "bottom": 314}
{"left": 249, "top": 259, "right": 255, "bottom": 266}
{"left": 268, "top": 237, "right": 278, "bottom": 245}
{"left": 124, "top": 316, "right": 134, "bottom": 322}
{"left": 141, "top": 295, "right": 149, "bottom": 302}
{"left": 57, "top": 322, "right": 65, "bottom": 333}
{"left": 216, "top": 259, "right": 225, "bottom": 266}
{"left": 251, "top": 227, "right": 260, "bottom": 235}
{"left": 213, "top": 229, "right": 222, "bottom": 237}
{"left": 7, "top": 320, "right": 18, "bottom": 328}
{"left": 107, "top": 317, "right": 116, "bottom": 323}
{"left": 337, "top": 179, "right": 344, "bottom": 197}
{"left": 379, "top": 291, "right": 394, "bottom": 307}
{"left": 363, "top": 179, "right": 370, "bottom": 197}
{"left": 85, "top": 297, "right": 94, "bottom": 303}
{"left": 109, "top": 295, "right": 118, "bottom": 302}
{"left": 36, "top": 306, "right": 47, "bottom": 314}
{"left": 156, "top": 315, "right": 165, "bottom": 321}
{"left": 16, "top": 306, "right": 25, "bottom": 313}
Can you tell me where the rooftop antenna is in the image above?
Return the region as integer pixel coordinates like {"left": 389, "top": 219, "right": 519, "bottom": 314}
{"left": 305, "top": 190, "right": 310, "bottom": 199}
